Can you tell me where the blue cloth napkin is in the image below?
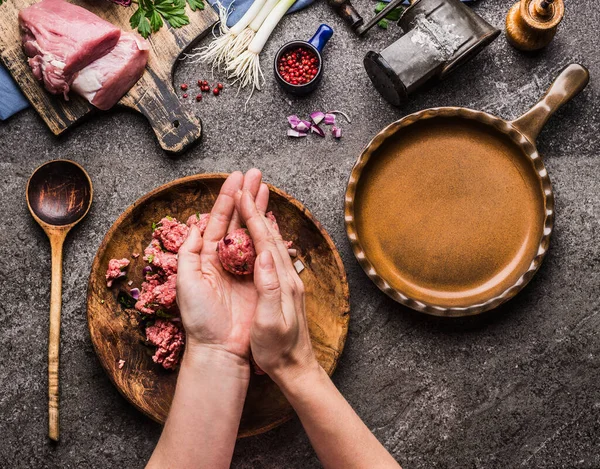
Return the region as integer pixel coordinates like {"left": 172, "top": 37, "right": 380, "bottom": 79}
{"left": 212, "top": 0, "right": 314, "bottom": 27}
{"left": 0, "top": 64, "right": 29, "bottom": 120}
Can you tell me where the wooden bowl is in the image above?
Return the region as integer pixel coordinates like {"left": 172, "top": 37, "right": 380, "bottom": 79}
{"left": 87, "top": 174, "right": 350, "bottom": 437}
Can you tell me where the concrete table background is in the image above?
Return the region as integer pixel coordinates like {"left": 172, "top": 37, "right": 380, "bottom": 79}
{"left": 1, "top": 0, "right": 598, "bottom": 467}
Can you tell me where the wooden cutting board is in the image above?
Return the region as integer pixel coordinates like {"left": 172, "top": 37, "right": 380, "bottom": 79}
{"left": 0, "top": 0, "right": 218, "bottom": 153}
{"left": 87, "top": 174, "right": 350, "bottom": 436}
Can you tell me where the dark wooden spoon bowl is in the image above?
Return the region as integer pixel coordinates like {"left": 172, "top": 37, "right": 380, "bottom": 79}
{"left": 26, "top": 159, "right": 93, "bottom": 441}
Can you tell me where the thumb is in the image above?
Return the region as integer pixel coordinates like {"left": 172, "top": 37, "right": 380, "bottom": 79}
{"left": 253, "top": 250, "right": 282, "bottom": 325}
{"left": 178, "top": 224, "right": 203, "bottom": 275}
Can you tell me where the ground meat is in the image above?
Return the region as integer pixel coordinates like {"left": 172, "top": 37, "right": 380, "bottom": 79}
{"left": 153, "top": 217, "right": 189, "bottom": 253}
{"left": 145, "top": 319, "right": 185, "bottom": 370}
{"left": 217, "top": 228, "right": 256, "bottom": 275}
{"left": 144, "top": 239, "right": 178, "bottom": 276}
{"left": 135, "top": 274, "right": 177, "bottom": 315}
{"left": 186, "top": 212, "right": 210, "bottom": 236}
{"left": 106, "top": 258, "right": 130, "bottom": 287}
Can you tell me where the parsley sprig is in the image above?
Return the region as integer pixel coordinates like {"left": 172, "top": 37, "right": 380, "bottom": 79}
{"left": 374, "top": 2, "right": 404, "bottom": 29}
{"left": 130, "top": 0, "right": 204, "bottom": 39}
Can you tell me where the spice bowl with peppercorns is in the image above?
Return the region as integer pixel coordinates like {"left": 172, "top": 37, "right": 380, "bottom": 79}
{"left": 274, "top": 24, "right": 333, "bottom": 96}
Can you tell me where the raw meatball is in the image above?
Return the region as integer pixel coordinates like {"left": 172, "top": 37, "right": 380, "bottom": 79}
{"left": 106, "top": 258, "right": 129, "bottom": 287}
{"left": 217, "top": 229, "right": 256, "bottom": 275}
{"left": 144, "top": 239, "right": 178, "bottom": 276}
{"left": 153, "top": 216, "right": 189, "bottom": 253}
{"left": 145, "top": 319, "right": 185, "bottom": 370}
{"left": 186, "top": 212, "right": 210, "bottom": 236}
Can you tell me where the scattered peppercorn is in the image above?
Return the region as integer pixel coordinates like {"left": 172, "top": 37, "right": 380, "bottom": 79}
{"left": 217, "top": 83, "right": 224, "bottom": 90}
{"left": 180, "top": 83, "right": 188, "bottom": 91}
{"left": 196, "top": 94, "right": 202, "bottom": 101}
{"left": 182, "top": 93, "right": 188, "bottom": 98}
{"left": 213, "top": 88, "right": 219, "bottom": 96}
{"left": 197, "top": 79, "right": 203, "bottom": 86}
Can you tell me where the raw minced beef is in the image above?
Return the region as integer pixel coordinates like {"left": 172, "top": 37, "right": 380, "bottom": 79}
{"left": 144, "top": 239, "right": 178, "bottom": 276}
{"left": 145, "top": 319, "right": 184, "bottom": 370}
{"left": 106, "top": 258, "right": 129, "bottom": 287}
{"left": 186, "top": 212, "right": 210, "bottom": 235}
{"left": 135, "top": 274, "right": 177, "bottom": 315}
{"left": 152, "top": 217, "right": 189, "bottom": 253}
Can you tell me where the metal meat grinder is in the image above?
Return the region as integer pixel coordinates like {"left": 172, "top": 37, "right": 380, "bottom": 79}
{"left": 329, "top": 0, "right": 500, "bottom": 106}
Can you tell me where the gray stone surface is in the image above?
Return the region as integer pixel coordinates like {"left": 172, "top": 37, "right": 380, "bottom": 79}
{"left": 1, "top": 0, "right": 599, "bottom": 467}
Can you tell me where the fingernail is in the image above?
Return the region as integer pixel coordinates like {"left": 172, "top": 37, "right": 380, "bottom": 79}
{"left": 259, "top": 250, "right": 274, "bottom": 270}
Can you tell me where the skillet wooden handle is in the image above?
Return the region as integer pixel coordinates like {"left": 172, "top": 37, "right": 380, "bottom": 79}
{"left": 511, "top": 64, "right": 589, "bottom": 142}
{"left": 48, "top": 232, "right": 66, "bottom": 441}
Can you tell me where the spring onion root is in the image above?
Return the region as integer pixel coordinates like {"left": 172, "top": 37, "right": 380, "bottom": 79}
{"left": 185, "top": 0, "right": 267, "bottom": 70}
{"left": 227, "top": 0, "right": 280, "bottom": 63}
{"left": 227, "top": 0, "right": 297, "bottom": 95}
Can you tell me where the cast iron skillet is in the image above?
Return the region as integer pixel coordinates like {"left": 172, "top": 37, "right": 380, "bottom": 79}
{"left": 345, "top": 64, "right": 589, "bottom": 317}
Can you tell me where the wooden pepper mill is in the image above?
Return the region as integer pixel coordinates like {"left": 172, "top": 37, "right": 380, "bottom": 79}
{"left": 506, "top": 0, "right": 565, "bottom": 51}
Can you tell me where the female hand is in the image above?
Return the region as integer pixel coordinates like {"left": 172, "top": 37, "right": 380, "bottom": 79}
{"left": 236, "top": 188, "right": 319, "bottom": 383}
{"left": 176, "top": 170, "right": 269, "bottom": 360}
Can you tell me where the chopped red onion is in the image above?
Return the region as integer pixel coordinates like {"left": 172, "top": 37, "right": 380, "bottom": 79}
{"left": 310, "top": 124, "right": 325, "bottom": 137}
{"left": 287, "top": 115, "right": 302, "bottom": 128}
{"left": 287, "top": 129, "right": 308, "bottom": 138}
{"left": 323, "top": 113, "right": 336, "bottom": 125}
{"left": 107, "top": 0, "right": 132, "bottom": 5}
{"left": 288, "top": 248, "right": 297, "bottom": 257}
{"left": 143, "top": 266, "right": 153, "bottom": 274}
{"left": 295, "top": 120, "right": 310, "bottom": 132}
{"left": 130, "top": 288, "right": 140, "bottom": 300}
{"left": 328, "top": 110, "right": 351, "bottom": 123}
{"left": 332, "top": 126, "right": 342, "bottom": 139}
{"left": 310, "top": 111, "right": 325, "bottom": 125}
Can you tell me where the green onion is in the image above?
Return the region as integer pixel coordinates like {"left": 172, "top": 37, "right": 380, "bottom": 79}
{"left": 226, "top": 0, "right": 280, "bottom": 63}
{"left": 227, "top": 0, "right": 297, "bottom": 96}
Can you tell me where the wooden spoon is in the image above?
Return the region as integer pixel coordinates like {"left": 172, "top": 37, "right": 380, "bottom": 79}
{"left": 26, "top": 160, "right": 93, "bottom": 441}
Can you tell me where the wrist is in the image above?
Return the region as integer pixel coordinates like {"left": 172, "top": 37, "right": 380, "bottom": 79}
{"left": 183, "top": 343, "right": 251, "bottom": 381}
{"left": 272, "top": 359, "right": 324, "bottom": 396}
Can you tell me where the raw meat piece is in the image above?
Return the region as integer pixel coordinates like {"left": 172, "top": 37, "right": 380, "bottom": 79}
{"left": 106, "top": 258, "right": 129, "bottom": 287}
{"left": 135, "top": 274, "right": 178, "bottom": 315}
{"left": 145, "top": 319, "right": 184, "bottom": 370}
{"left": 151, "top": 216, "right": 189, "bottom": 253}
{"left": 19, "top": 0, "right": 121, "bottom": 98}
{"left": 72, "top": 32, "right": 149, "bottom": 110}
{"left": 144, "top": 239, "right": 178, "bottom": 276}
{"left": 186, "top": 213, "right": 210, "bottom": 236}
